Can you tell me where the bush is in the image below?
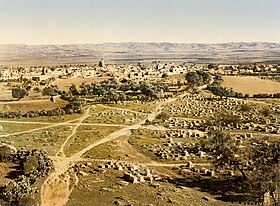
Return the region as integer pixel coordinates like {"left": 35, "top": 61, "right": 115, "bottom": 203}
{"left": 0, "top": 144, "right": 17, "bottom": 162}
{"left": 12, "top": 88, "right": 28, "bottom": 100}
{"left": 156, "top": 111, "right": 170, "bottom": 120}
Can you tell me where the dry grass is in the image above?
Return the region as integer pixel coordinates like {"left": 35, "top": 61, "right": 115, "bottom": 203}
{"left": 0, "top": 122, "right": 44, "bottom": 135}
{"left": 0, "top": 125, "right": 73, "bottom": 155}
{"left": 0, "top": 99, "right": 68, "bottom": 113}
{"left": 222, "top": 76, "right": 280, "bottom": 95}
{"left": 64, "top": 125, "right": 122, "bottom": 157}
{"left": 67, "top": 162, "right": 241, "bottom": 206}
{"left": 108, "top": 102, "right": 157, "bottom": 113}
{"left": 6, "top": 113, "right": 82, "bottom": 123}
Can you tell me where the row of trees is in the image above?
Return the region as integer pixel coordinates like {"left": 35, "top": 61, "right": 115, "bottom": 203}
{"left": 207, "top": 85, "right": 250, "bottom": 99}
{"left": 0, "top": 101, "right": 83, "bottom": 119}
{"left": 77, "top": 80, "right": 169, "bottom": 103}
{"left": 253, "top": 93, "right": 280, "bottom": 98}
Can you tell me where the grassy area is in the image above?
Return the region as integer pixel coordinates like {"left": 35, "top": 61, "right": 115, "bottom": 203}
{"left": 0, "top": 125, "right": 73, "bottom": 155}
{"left": 107, "top": 102, "right": 157, "bottom": 113}
{"left": 64, "top": 125, "right": 122, "bottom": 157}
{"left": 0, "top": 122, "right": 44, "bottom": 135}
{"left": 66, "top": 162, "right": 241, "bottom": 206}
{"left": 82, "top": 140, "right": 123, "bottom": 160}
{"left": 3, "top": 113, "right": 82, "bottom": 123}
{"left": 83, "top": 135, "right": 152, "bottom": 162}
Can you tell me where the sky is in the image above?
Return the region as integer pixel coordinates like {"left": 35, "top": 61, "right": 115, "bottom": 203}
{"left": 0, "top": 0, "right": 280, "bottom": 44}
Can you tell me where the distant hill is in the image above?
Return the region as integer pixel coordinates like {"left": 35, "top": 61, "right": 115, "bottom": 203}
{"left": 1, "top": 42, "right": 280, "bottom": 66}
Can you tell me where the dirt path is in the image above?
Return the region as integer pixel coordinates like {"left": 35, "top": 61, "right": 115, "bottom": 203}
{"left": 0, "top": 120, "right": 125, "bottom": 127}
{"left": 40, "top": 94, "right": 187, "bottom": 206}
{"left": 55, "top": 106, "right": 94, "bottom": 157}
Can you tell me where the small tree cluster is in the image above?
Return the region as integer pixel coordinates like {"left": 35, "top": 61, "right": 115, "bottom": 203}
{"left": 42, "top": 85, "right": 62, "bottom": 96}
{"left": 185, "top": 71, "right": 211, "bottom": 87}
{"left": 79, "top": 79, "right": 169, "bottom": 102}
{"left": 253, "top": 93, "right": 280, "bottom": 98}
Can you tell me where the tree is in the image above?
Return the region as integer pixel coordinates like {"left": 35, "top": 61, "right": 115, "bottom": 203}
{"left": 69, "top": 84, "right": 79, "bottom": 95}
{"left": 207, "top": 85, "right": 231, "bottom": 99}
{"left": 139, "top": 81, "right": 162, "bottom": 100}
{"left": 12, "top": 88, "right": 28, "bottom": 100}
{"left": 99, "top": 58, "right": 105, "bottom": 67}
{"left": 202, "top": 130, "right": 280, "bottom": 204}
{"left": 201, "top": 130, "right": 251, "bottom": 178}
{"left": 185, "top": 71, "right": 211, "bottom": 87}
{"left": 162, "top": 73, "right": 168, "bottom": 78}
{"left": 108, "top": 90, "right": 120, "bottom": 104}
{"left": 120, "top": 83, "right": 131, "bottom": 92}
{"left": 130, "top": 82, "right": 140, "bottom": 94}
{"left": 249, "top": 142, "right": 280, "bottom": 205}
{"left": 186, "top": 72, "right": 203, "bottom": 87}
{"left": 42, "top": 86, "right": 61, "bottom": 96}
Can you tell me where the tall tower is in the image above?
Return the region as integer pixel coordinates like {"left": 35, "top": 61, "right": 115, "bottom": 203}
{"left": 99, "top": 57, "right": 105, "bottom": 67}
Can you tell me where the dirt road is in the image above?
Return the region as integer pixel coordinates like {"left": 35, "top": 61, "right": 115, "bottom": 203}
{"left": 55, "top": 106, "right": 94, "bottom": 157}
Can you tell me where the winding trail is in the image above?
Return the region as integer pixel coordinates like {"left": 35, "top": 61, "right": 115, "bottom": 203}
{"left": 40, "top": 93, "right": 187, "bottom": 206}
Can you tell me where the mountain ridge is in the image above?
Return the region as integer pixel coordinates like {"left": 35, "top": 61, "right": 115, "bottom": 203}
{"left": 1, "top": 42, "right": 280, "bottom": 66}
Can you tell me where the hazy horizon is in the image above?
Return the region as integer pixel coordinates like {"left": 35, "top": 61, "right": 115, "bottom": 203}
{"left": 0, "top": 0, "right": 280, "bottom": 44}
{"left": 1, "top": 41, "right": 280, "bottom": 46}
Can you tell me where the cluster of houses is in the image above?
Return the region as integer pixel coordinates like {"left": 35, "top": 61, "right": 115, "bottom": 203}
{"left": 0, "top": 65, "right": 97, "bottom": 81}
{"left": 208, "top": 64, "right": 280, "bottom": 75}
{"left": 1, "top": 61, "right": 279, "bottom": 82}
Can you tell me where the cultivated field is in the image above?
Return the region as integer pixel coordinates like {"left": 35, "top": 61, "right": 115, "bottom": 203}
{"left": 221, "top": 76, "right": 280, "bottom": 95}
{"left": 0, "top": 99, "right": 68, "bottom": 113}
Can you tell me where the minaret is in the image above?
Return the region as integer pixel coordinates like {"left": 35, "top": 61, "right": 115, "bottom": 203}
{"left": 99, "top": 57, "right": 105, "bottom": 67}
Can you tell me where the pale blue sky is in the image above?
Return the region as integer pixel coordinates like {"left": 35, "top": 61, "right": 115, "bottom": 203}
{"left": 0, "top": 0, "right": 279, "bottom": 44}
